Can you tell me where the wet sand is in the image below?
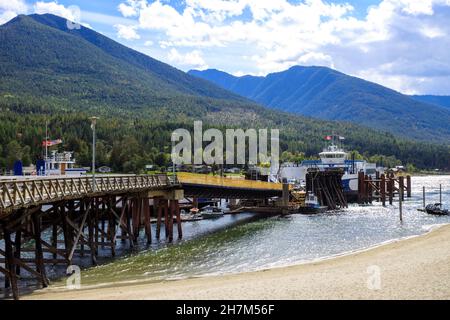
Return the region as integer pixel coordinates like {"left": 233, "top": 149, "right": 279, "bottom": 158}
{"left": 25, "top": 224, "right": 450, "bottom": 300}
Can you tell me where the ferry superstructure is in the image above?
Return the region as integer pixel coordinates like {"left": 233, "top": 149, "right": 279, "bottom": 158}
{"left": 275, "top": 144, "right": 382, "bottom": 195}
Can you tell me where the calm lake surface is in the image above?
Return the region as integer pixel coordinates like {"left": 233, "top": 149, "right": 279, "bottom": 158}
{"left": 47, "top": 175, "right": 450, "bottom": 289}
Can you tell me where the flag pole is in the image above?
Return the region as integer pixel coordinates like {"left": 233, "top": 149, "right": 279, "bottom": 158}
{"left": 45, "top": 120, "right": 48, "bottom": 160}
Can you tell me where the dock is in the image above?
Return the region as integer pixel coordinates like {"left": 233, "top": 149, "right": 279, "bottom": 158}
{"left": 357, "top": 172, "right": 412, "bottom": 205}
{"left": 0, "top": 173, "right": 286, "bottom": 299}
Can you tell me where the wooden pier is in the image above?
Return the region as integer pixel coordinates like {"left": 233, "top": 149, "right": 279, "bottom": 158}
{"left": 0, "top": 174, "right": 186, "bottom": 299}
{"left": 306, "top": 170, "right": 348, "bottom": 210}
{"left": 357, "top": 172, "right": 412, "bottom": 205}
{"left": 0, "top": 173, "right": 286, "bottom": 299}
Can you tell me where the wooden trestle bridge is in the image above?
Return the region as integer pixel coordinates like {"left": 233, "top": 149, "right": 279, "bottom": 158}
{"left": 0, "top": 174, "right": 284, "bottom": 299}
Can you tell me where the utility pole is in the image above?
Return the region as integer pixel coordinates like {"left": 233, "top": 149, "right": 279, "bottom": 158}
{"left": 45, "top": 120, "right": 49, "bottom": 161}
{"left": 90, "top": 117, "right": 98, "bottom": 192}
{"left": 44, "top": 120, "right": 49, "bottom": 176}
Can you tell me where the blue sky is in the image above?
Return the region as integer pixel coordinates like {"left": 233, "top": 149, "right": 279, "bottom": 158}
{"left": 1, "top": 0, "right": 450, "bottom": 95}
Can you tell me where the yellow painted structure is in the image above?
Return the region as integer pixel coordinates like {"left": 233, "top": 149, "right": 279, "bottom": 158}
{"left": 177, "top": 172, "right": 288, "bottom": 191}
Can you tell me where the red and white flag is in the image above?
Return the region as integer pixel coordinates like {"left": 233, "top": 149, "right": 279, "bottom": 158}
{"left": 325, "top": 135, "right": 332, "bottom": 141}
{"left": 42, "top": 139, "right": 63, "bottom": 147}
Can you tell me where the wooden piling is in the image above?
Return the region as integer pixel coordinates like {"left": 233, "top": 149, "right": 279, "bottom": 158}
{"left": 3, "top": 227, "right": 19, "bottom": 300}
{"left": 108, "top": 197, "right": 116, "bottom": 257}
{"left": 32, "top": 213, "right": 48, "bottom": 287}
{"left": 156, "top": 198, "right": 162, "bottom": 239}
{"left": 94, "top": 199, "right": 99, "bottom": 254}
{"left": 380, "top": 174, "right": 386, "bottom": 206}
{"left": 126, "top": 200, "right": 134, "bottom": 248}
{"left": 406, "top": 175, "right": 412, "bottom": 198}
{"left": 388, "top": 174, "right": 393, "bottom": 205}
{"left": 367, "top": 175, "right": 373, "bottom": 204}
{"left": 143, "top": 198, "right": 152, "bottom": 244}
{"left": 375, "top": 171, "right": 380, "bottom": 201}
{"left": 14, "top": 229, "right": 22, "bottom": 276}
{"left": 88, "top": 209, "right": 97, "bottom": 266}
{"left": 79, "top": 200, "right": 85, "bottom": 258}
{"left": 52, "top": 221, "right": 58, "bottom": 261}
{"left": 164, "top": 200, "right": 169, "bottom": 239}
{"left": 68, "top": 200, "right": 76, "bottom": 248}
{"left": 101, "top": 201, "right": 106, "bottom": 246}
{"left": 361, "top": 173, "right": 367, "bottom": 204}
{"left": 120, "top": 197, "right": 127, "bottom": 243}
{"left": 175, "top": 200, "right": 182, "bottom": 239}
{"left": 60, "top": 202, "right": 72, "bottom": 265}
{"left": 423, "top": 186, "right": 426, "bottom": 209}
{"left": 168, "top": 200, "right": 174, "bottom": 242}
{"left": 399, "top": 187, "right": 403, "bottom": 222}
{"left": 399, "top": 176, "right": 405, "bottom": 201}
{"left": 132, "top": 197, "right": 140, "bottom": 243}
{"left": 282, "top": 180, "right": 289, "bottom": 207}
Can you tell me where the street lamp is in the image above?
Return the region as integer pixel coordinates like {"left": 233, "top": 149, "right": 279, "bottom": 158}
{"left": 90, "top": 117, "right": 98, "bottom": 192}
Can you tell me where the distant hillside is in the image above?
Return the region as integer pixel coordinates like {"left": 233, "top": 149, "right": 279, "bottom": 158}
{"left": 189, "top": 68, "right": 450, "bottom": 144}
{"left": 0, "top": 14, "right": 448, "bottom": 171}
{"left": 0, "top": 14, "right": 254, "bottom": 111}
{"left": 411, "top": 95, "right": 450, "bottom": 110}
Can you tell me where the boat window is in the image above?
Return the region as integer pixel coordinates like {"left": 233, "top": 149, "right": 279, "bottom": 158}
{"left": 323, "top": 154, "right": 345, "bottom": 158}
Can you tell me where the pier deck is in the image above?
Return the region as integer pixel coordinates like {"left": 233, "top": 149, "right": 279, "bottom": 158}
{"left": 0, "top": 174, "right": 177, "bottom": 215}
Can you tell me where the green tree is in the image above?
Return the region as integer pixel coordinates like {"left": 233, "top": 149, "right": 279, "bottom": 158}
{"left": 21, "top": 145, "right": 32, "bottom": 166}
{"left": 154, "top": 152, "right": 170, "bottom": 168}
{"left": 6, "top": 141, "right": 22, "bottom": 169}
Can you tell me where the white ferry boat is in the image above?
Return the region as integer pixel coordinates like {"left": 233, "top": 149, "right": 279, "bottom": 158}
{"left": 39, "top": 150, "right": 87, "bottom": 176}
{"left": 273, "top": 144, "right": 382, "bottom": 195}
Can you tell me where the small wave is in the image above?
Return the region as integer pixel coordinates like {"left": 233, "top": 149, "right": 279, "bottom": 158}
{"left": 422, "top": 223, "right": 450, "bottom": 232}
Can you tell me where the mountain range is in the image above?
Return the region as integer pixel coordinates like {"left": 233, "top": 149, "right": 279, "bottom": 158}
{"left": 411, "top": 95, "right": 450, "bottom": 110}
{"left": 188, "top": 68, "right": 450, "bottom": 144}
{"left": 0, "top": 14, "right": 255, "bottom": 112}
{"left": 0, "top": 14, "right": 449, "bottom": 170}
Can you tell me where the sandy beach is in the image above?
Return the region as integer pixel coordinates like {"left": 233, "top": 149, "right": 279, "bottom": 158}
{"left": 25, "top": 224, "right": 450, "bottom": 300}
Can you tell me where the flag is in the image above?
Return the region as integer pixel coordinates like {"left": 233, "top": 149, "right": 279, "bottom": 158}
{"left": 325, "top": 135, "right": 332, "bottom": 141}
{"left": 42, "top": 139, "right": 62, "bottom": 147}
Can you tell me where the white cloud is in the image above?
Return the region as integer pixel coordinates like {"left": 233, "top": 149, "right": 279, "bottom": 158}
{"left": 118, "top": 3, "right": 138, "bottom": 18}
{"left": 118, "top": 0, "right": 146, "bottom": 18}
{"left": 420, "top": 25, "right": 445, "bottom": 39}
{"left": 32, "top": 1, "right": 95, "bottom": 29}
{"left": 0, "top": 0, "right": 27, "bottom": 13}
{"left": 34, "top": 1, "right": 78, "bottom": 21}
{"left": 115, "top": 24, "right": 140, "bottom": 40}
{"left": 167, "top": 48, "right": 208, "bottom": 69}
{"left": 3, "top": 1, "right": 450, "bottom": 93}
{"left": 0, "top": 0, "right": 28, "bottom": 24}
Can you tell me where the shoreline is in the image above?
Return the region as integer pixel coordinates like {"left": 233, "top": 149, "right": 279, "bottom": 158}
{"left": 24, "top": 223, "right": 450, "bottom": 300}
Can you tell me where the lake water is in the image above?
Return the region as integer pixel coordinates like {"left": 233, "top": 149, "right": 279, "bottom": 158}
{"left": 44, "top": 175, "right": 450, "bottom": 290}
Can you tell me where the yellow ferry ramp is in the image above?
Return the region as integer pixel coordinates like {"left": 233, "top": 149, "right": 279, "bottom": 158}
{"left": 176, "top": 172, "right": 289, "bottom": 191}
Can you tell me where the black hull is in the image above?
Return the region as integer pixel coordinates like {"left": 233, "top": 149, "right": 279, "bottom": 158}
{"left": 298, "top": 206, "right": 328, "bottom": 215}
{"left": 425, "top": 204, "right": 449, "bottom": 216}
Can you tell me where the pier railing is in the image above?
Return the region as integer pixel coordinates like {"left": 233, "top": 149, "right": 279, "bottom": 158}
{"left": 0, "top": 174, "right": 179, "bottom": 211}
